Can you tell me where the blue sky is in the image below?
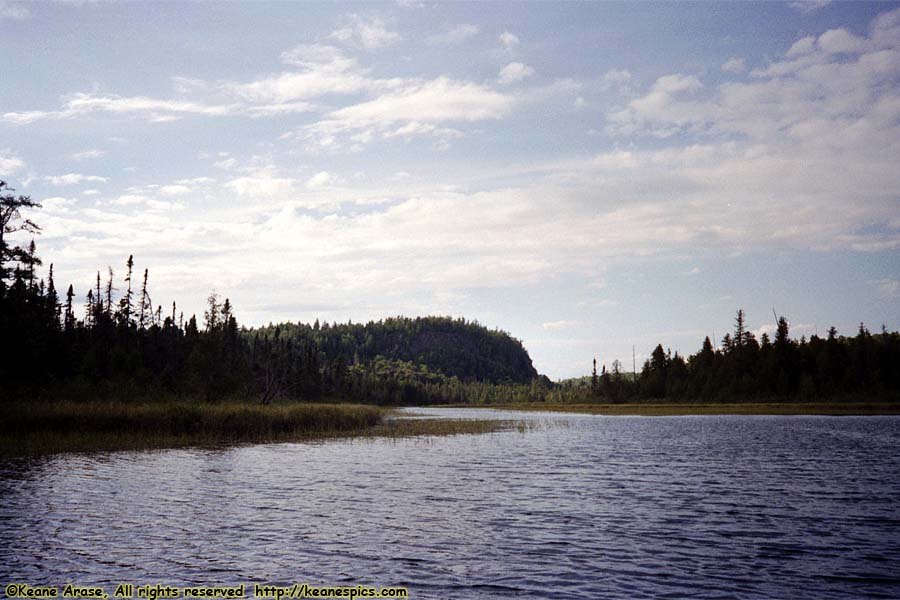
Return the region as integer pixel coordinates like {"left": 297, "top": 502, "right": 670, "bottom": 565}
{"left": 2, "top": 0, "right": 899, "bottom": 379}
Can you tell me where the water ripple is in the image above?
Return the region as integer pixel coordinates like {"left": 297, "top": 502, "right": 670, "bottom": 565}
{"left": 2, "top": 411, "right": 899, "bottom": 599}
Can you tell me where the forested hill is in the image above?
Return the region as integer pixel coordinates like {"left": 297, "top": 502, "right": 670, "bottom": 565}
{"left": 249, "top": 316, "right": 539, "bottom": 384}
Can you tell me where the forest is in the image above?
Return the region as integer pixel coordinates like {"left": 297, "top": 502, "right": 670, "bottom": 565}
{"left": 2, "top": 180, "right": 899, "bottom": 407}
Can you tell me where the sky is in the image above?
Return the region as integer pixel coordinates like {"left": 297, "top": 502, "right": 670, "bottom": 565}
{"left": 2, "top": 0, "right": 899, "bottom": 380}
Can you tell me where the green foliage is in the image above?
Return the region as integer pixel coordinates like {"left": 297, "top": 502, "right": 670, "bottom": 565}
{"left": 250, "top": 315, "right": 538, "bottom": 384}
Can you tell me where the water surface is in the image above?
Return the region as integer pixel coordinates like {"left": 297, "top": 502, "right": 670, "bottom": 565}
{"left": 2, "top": 409, "right": 899, "bottom": 599}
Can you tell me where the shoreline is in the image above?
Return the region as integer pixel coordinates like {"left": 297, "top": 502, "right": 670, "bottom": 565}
{"left": 0, "top": 401, "right": 509, "bottom": 458}
{"left": 5, "top": 399, "right": 899, "bottom": 458}
{"left": 441, "top": 401, "right": 900, "bottom": 416}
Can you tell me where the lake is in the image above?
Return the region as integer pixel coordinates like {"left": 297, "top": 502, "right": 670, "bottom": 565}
{"left": 2, "top": 408, "right": 899, "bottom": 599}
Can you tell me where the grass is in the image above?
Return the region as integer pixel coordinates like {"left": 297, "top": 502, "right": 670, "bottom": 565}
{"left": 372, "top": 416, "right": 515, "bottom": 437}
{"left": 451, "top": 400, "right": 900, "bottom": 416}
{"left": 0, "top": 401, "right": 519, "bottom": 458}
{"left": 0, "top": 401, "right": 383, "bottom": 456}
{"left": 11, "top": 397, "right": 890, "bottom": 458}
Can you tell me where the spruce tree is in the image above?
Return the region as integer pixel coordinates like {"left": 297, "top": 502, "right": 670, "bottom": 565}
{"left": 0, "top": 181, "right": 42, "bottom": 291}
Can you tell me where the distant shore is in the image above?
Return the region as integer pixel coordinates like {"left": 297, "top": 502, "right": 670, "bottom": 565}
{"left": 448, "top": 401, "right": 900, "bottom": 416}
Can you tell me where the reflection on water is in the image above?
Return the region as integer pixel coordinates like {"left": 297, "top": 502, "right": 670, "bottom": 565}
{"left": 2, "top": 409, "right": 900, "bottom": 599}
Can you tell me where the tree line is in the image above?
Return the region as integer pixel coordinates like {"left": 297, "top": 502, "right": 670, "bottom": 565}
{"left": 1, "top": 181, "right": 534, "bottom": 404}
{"left": 576, "top": 308, "right": 900, "bottom": 403}
{"left": 2, "top": 181, "right": 897, "bottom": 406}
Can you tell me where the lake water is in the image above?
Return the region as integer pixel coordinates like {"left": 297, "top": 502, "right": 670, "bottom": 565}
{"left": 2, "top": 408, "right": 900, "bottom": 599}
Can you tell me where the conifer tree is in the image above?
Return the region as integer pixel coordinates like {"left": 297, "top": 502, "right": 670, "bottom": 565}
{"left": 46, "top": 263, "right": 60, "bottom": 330}
{"left": 0, "top": 181, "right": 41, "bottom": 291}
{"left": 138, "top": 268, "right": 150, "bottom": 330}
{"left": 65, "top": 284, "right": 75, "bottom": 331}
{"left": 85, "top": 289, "right": 94, "bottom": 328}
{"left": 105, "top": 266, "right": 114, "bottom": 319}
{"left": 119, "top": 255, "right": 134, "bottom": 329}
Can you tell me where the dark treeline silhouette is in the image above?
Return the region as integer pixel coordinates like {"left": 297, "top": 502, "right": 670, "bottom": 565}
{"left": 2, "top": 181, "right": 898, "bottom": 406}
{"left": 572, "top": 308, "right": 900, "bottom": 404}
{"left": 2, "top": 182, "right": 541, "bottom": 404}
{"left": 257, "top": 317, "right": 538, "bottom": 383}
{"left": 1, "top": 181, "right": 245, "bottom": 400}
{"left": 246, "top": 317, "right": 542, "bottom": 405}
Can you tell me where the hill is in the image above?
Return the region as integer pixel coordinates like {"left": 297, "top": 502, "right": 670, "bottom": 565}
{"left": 250, "top": 316, "right": 539, "bottom": 384}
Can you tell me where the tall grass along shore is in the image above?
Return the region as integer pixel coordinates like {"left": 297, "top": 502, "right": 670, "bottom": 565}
{"left": 0, "top": 401, "right": 518, "bottom": 457}
{"left": 0, "top": 401, "right": 382, "bottom": 456}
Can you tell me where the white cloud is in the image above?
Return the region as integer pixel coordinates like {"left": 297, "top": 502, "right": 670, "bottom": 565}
{"left": 599, "top": 69, "right": 634, "bottom": 95}
{"left": 871, "top": 279, "right": 900, "bottom": 297}
{"left": 652, "top": 74, "right": 702, "bottom": 94}
{"left": 608, "top": 74, "right": 706, "bottom": 137}
{"left": 787, "top": 36, "right": 817, "bottom": 58}
{"left": 159, "top": 184, "right": 191, "bottom": 196}
{"left": 71, "top": 149, "right": 106, "bottom": 160}
{"left": 146, "top": 199, "right": 185, "bottom": 211}
{"left": 40, "top": 196, "right": 76, "bottom": 213}
{"left": 214, "top": 158, "right": 238, "bottom": 170}
{"left": 3, "top": 93, "right": 240, "bottom": 125}
{"left": 111, "top": 194, "right": 148, "bottom": 206}
{"left": 499, "top": 31, "right": 520, "bottom": 50}
{"left": 0, "top": 152, "right": 25, "bottom": 174}
{"left": 330, "top": 14, "right": 400, "bottom": 50}
{"left": 245, "top": 102, "right": 316, "bottom": 117}
{"left": 498, "top": 62, "right": 535, "bottom": 85}
{"left": 46, "top": 173, "right": 108, "bottom": 186}
{"left": 0, "top": 1, "right": 28, "bottom": 20}
{"left": 611, "top": 10, "right": 900, "bottom": 148}
{"left": 817, "top": 28, "right": 866, "bottom": 55}
{"left": 789, "top": 0, "right": 831, "bottom": 14}
{"left": 721, "top": 57, "right": 746, "bottom": 73}
{"left": 175, "top": 177, "right": 215, "bottom": 185}
{"left": 329, "top": 77, "right": 511, "bottom": 123}
{"left": 299, "top": 76, "right": 514, "bottom": 151}
{"left": 306, "top": 171, "right": 334, "bottom": 189}
{"left": 428, "top": 24, "right": 479, "bottom": 45}
{"left": 226, "top": 44, "right": 369, "bottom": 104}
{"left": 226, "top": 172, "right": 297, "bottom": 200}
{"left": 171, "top": 76, "right": 207, "bottom": 94}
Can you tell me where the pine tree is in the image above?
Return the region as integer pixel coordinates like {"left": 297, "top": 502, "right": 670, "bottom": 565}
{"left": 138, "top": 268, "right": 150, "bottom": 330}
{"left": 24, "top": 239, "right": 41, "bottom": 291}
{"left": 65, "top": 284, "right": 75, "bottom": 331}
{"left": 734, "top": 309, "right": 746, "bottom": 348}
{"left": 94, "top": 271, "right": 102, "bottom": 323}
{"left": 119, "top": 255, "right": 134, "bottom": 329}
{"left": 204, "top": 293, "right": 221, "bottom": 332}
{"left": 85, "top": 289, "right": 94, "bottom": 328}
{"left": 0, "top": 181, "right": 42, "bottom": 291}
{"left": 46, "top": 263, "right": 60, "bottom": 330}
{"left": 104, "top": 266, "right": 114, "bottom": 319}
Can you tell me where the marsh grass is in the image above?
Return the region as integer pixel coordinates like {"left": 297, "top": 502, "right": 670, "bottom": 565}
{"left": 373, "top": 416, "right": 515, "bottom": 438}
{"left": 0, "top": 402, "right": 526, "bottom": 457}
{"left": 0, "top": 401, "right": 383, "bottom": 457}
{"left": 457, "top": 401, "right": 900, "bottom": 416}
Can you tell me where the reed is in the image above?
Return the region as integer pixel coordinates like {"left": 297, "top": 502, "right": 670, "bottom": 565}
{"left": 0, "top": 401, "right": 382, "bottom": 456}
{"left": 0, "top": 401, "right": 524, "bottom": 457}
